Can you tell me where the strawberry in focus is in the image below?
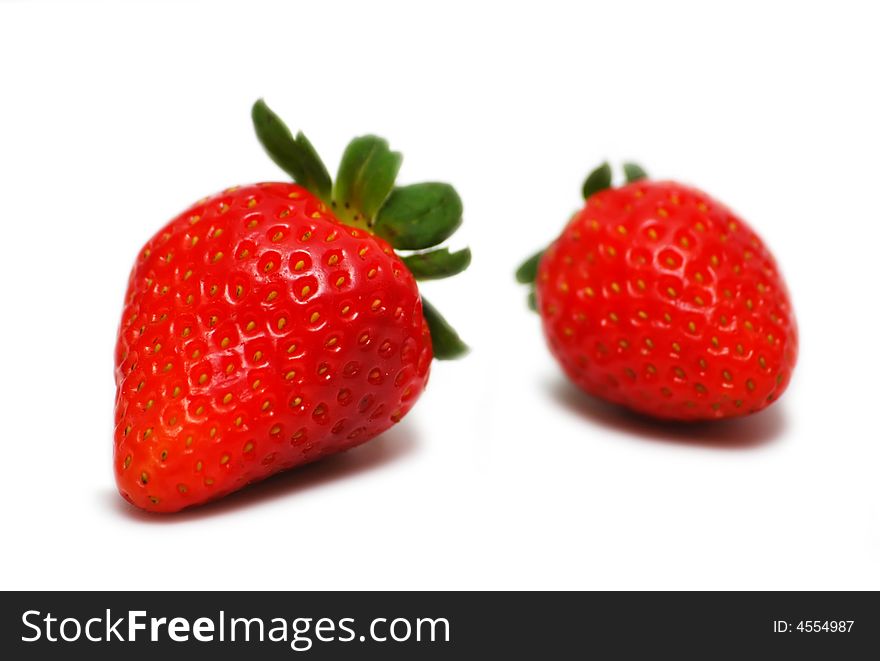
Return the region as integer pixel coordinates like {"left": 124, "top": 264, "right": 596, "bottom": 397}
{"left": 517, "top": 163, "right": 797, "bottom": 421}
{"left": 115, "top": 101, "right": 469, "bottom": 513}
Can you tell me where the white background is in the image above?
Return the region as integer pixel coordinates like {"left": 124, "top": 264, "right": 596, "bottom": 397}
{"left": 1, "top": 0, "right": 878, "bottom": 590}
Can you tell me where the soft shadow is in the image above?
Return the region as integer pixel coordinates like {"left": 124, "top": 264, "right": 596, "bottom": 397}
{"left": 105, "top": 424, "right": 419, "bottom": 523}
{"left": 548, "top": 377, "right": 787, "bottom": 450}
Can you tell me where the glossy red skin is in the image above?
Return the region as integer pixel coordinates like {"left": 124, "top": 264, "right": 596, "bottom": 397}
{"left": 537, "top": 181, "right": 797, "bottom": 421}
{"left": 115, "top": 183, "right": 431, "bottom": 512}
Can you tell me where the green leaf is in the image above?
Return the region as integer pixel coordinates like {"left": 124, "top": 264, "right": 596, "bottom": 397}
{"left": 402, "top": 247, "right": 471, "bottom": 280}
{"left": 527, "top": 288, "right": 537, "bottom": 312}
{"left": 582, "top": 162, "right": 612, "bottom": 199}
{"left": 333, "top": 135, "right": 402, "bottom": 224}
{"left": 623, "top": 162, "right": 648, "bottom": 183}
{"left": 515, "top": 249, "right": 545, "bottom": 284}
{"left": 421, "top": 297, "right": 468, "bottom": 360}
{"left": 251, "top": 99, "right": 332, "bottom": 202}
{"left": 374, "top": 183, "right": 463, "bottom": 250}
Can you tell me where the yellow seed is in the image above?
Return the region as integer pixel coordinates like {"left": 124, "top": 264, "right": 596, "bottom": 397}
{"left": 310, "top": 312, "right": 320, "bottom": 323}
{"left": 294, "top": 260, "right": 305, "bottom": 271}
{"left": 199, "top": 373, "right": 208, "bottom": 385}
{"left": 301, "top": 230, "right": 312, "bottom": 240}
{"left": 222, "top": 393, "right": 233, "bottom": 404}
{"left": 301, "top": 285, "right": 311, "bottom": 297}
{"left": 647, "top": 228, "right": 658, "bottom": 240}
{"left": 584, "top": 286, "right": 595, "bottom": 297}
{"left": 340, "top": 305, "right": 350, "bottom": 315}
{"left": 212, "top": 251, "right": 223, "bottom": 263}
{"left": 246, "top": 321, "right": 256, "bottom": 331}
{"left": 644, "top": 338, "right": 654, "bottom": 349}
{"left": 264, "top": 260, "right": 275, "bottom": 272}
{"left": 252, "top": 379, "right": 261, "bottom": 390}
{"left": 367, "top": 269, "right": 377, "bottom": 279}
{"left": 722, "top": 370, "right": 733, "bottom": 382}
{"left": 253, "top": 350, "right": 263, "bottom": 361}
{"left": 145, "top": 399, "right": 154, "bottom": 410}
{"left": 688, "top": 321, "right": 697, "bottom": 333}
{"left": 261, "top": 400, "right": 270, "bottom": 411}
{"left": 672, "top": 342, "right": 681, "bottom": 352}
{"left": 220, "top": 337, "right": 230, "bottom": 348}
{"left": 610, "top": 282, "right": 621, "bottom": 294}
{"left": 272, "top": 231, "right": 283, "bottom": 242}
{"left": 291, "top": 396, "right": 303, "bottom": 407}
{"left": 328, "top": 254, "right": 339, "bottom": 266}
{"left": 358, "top": 247, "right": 368, "bottom": 257}
{"left": 172, "top": 386, "right": 181, "bottom": 397}
{"left": 238, "top": 249, "right": 250, "bottom": 259}
{"left": 243, "top": 442, "right": 254, "bottom": 453}
{"left": 235, "top": 416, "right": 243, "bottom": 427}
{"left": 225, "top": 363, "right": 234, "bottom": 374}
{"left": 270, "top": 425, "right": 281, "bottom": 435}
{"left": 325, "top": 337, "right": 338, "bottom": 348}
{"left": 266, "top": 290, "right": 278, "bottom": 302}
{"left": 209, "top": 427, "right": 217, "bottom": 438}
{"left": 277, "top": 317, "right": 287, "bottom": 329}
{"left": 235, "top": 285, "right": 243, "bottom": 297}
{"left": 195, "top": 405, "right": 204, "bottom": 415}
{"left": 667, "top": 287, "right": 677, "bottom": 298}
{"left": 675, "top": 367, "right": 686, "bottom": 379}
{"left": 746, "top": 378, "right": 756, "bottom": 391}
{"left": 123, "top": 454, "right": 132, "bottom": 469}
{"left": 285, "top": 370, "right": 296, "bottom": 380}
{"left": 638, "top": 310, "right": 648, "bottom": 320}
{"left": 711, "top": 336, "right": 720, "bottom": 347}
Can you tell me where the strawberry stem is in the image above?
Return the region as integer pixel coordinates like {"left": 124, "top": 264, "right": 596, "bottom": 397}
{"left": 252, "top": 98, "right": 470, "bottom": 361}
{"left": 582, "top": 162, "right": 612, "bottom": 199}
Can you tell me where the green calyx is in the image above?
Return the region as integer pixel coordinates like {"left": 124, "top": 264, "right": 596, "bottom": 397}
{"left": 252, "top": 98, "right": 469, "bottom": 360}
{"left": 516, "top": 161, "right": 649, "bottom": 312}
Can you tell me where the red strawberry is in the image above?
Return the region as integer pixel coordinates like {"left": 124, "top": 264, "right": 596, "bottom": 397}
{"left": 115, "top": 100, "right": 469, "bottom": 512}
{"left": 517, "top": 163, "right": 797, "bottom": 421}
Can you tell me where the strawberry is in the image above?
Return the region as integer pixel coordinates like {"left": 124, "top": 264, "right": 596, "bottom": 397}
{"left": 115, "top": 100, "right": 469, "bottom": 512}
{"left": 517, "top": 163, "right": 797, "bottom": 421}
